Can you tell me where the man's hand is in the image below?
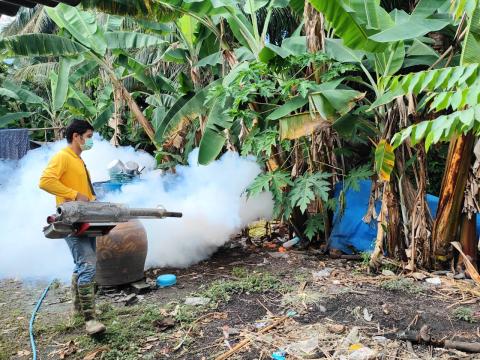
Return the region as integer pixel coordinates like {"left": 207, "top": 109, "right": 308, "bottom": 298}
{"left": 75, "top": 193, "right": 89, "bottom": 202}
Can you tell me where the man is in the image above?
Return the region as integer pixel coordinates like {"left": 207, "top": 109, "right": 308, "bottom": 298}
{"left": 39, "top": 120, "right": 106, "bottom": 335}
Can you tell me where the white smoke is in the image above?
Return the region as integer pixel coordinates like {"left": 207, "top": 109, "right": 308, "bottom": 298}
{"left": 0, "top": 135, "right": 273, "bottom": 280}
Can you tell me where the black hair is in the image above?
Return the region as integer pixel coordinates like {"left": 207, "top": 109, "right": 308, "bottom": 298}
{"left": 65, "top": 120, "right": 94, "bottom": 143}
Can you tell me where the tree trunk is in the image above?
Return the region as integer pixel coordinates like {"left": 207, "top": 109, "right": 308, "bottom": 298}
{"left": 432, "top": 133, "right": 475, "bottom": 264}
{"left": 304, "top": 1, "right": 325, "bottom": 80}
{"left": 121, "top": 87, "right": 156, "bottom": 143}
{"left": 458, "top": 214, "right": 478, "bottom": 270}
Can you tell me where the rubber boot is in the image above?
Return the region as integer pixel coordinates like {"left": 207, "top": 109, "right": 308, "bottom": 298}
{"left": 78, "top": 283, "right": 106, "bottom": 335}
{"left": 71, "top": 274, "right": 82, "bottom": 316}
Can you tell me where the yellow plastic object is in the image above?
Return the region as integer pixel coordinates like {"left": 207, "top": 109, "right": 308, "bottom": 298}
{"left": 248, "top": 220, "right": 267, "bottom": 238}
{"left": 349, "top": 343, "right": 364, "bottom": 351}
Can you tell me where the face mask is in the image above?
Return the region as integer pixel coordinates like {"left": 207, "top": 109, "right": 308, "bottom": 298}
{"left": 80, "top": 137, "right": 94, "bottom": 151}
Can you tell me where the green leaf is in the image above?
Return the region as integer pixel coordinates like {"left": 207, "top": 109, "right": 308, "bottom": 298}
{"left": 344, "top": 165, "right": 374, "bottom": 191}
{"left": 413, "top": 0, "right": 449, "bottom": 17}
{"left": 388, "top": 65, "right": 480, "bottom": 96}
{"left": 157, "top": 80, "right": 222, "bottom": 142}
{"left": 375, "top": 139, "right": 395, "bottom": 181}
{"left": 117, "top": 55, "right": 175, "bottom": 93}
{"left": 198, "top": 98, "right": 234, "bottom": 165}
{"left": 266, "top": 96, "right": 308, "bottom": 120}
{"left": 46, "top": 4, "right": 107, "bottom": 55}
{"left": 308, "top": 0, "right": 388, "bottom": 52}
{"left": 344, "top": 0, "right": 393, "bottom": 30}
{"left": 70, "top": 61, "right": 99, "bottom": 84}
{"left": 461, "top": 0, "right": 480, "bottom": 65}
{"left": 176, "top": 15, "right": 198, "bottom": 48}
{"left": 325, "top": 39, "right": 366, "bottom": 63}
{"left": 0, "top": 34, "right": 88, "bottom": 57}
{"left": 369, "top": 18, "right": 449, "bottom": 42}
{"left": 289, "top": 172, "right": 330, "bottom": 213}
{"left": 392, "top": 106, "right": 480, "bottom": 150}
{"left": 197, "top": 51, "right": 222, "bottom": 67}
{"left": 247, "top": 170, "right": 292, "bottom": 206}
{"left": 305, "top": 214, "right": 324, "bottom": 240}
{"left": 244, "top": 0, "right": 269, "bottom": 14}
{"left": 0, "top": 112, "right": 33, "bottom": 128}
{"left": 104, "top": 32, "right": 166, "bottom": 49}
{"left": 55, "top": 56, "right": 84, "bottom": 111}
{"left": 82, "top": 0, "right": 180, "bottom": 23}
{"left": 67, "top": 86, "right": 96, "bottom": 115}
{"left": 2, "top": 80, "right": 43, "bottom": 104}
{"left": 92, "top": 103, "right": 114, "bottom": 128}
{"left": 309, "top": 89, "right": 365, "bottom": 121}
{"left": 0, "top": 88, "right": 19, "bottom": 100}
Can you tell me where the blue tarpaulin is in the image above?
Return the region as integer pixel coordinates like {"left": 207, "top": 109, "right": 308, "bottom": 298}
{"left": 328, "top": 180, "right": 480, "bottom": 254}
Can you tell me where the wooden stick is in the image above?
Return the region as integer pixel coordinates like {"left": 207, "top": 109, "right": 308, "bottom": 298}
{"left": 214, "top": 316, "right": 289, "bottom": 360}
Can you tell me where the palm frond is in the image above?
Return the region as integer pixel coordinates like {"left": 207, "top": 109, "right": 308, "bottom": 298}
{"left": 2, "top": 6, "right": 55, "bottom": 36}
{"left": 14, "top": 62, "right": 59, "bottom": 85}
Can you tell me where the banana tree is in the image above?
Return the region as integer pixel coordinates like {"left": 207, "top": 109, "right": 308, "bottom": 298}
{"left": 305, "top": 0, "right": 453, "bottom": 268}
{"left": 0, "top": 4, "right": 169, "bottom": 143}
{"left": 375, "top": 0, "right": 480, "bottom": 267}
{"left": 0, "top": 69, "right": 100, "bottom": 139}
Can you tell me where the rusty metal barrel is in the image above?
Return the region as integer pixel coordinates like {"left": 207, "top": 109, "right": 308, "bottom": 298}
{"left": 95, "top": 220, "right": 148, "bottom": 286}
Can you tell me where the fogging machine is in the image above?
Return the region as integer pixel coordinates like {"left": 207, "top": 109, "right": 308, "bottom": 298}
{"left": 43, "top": 201, "right": 182, "bottom": 239}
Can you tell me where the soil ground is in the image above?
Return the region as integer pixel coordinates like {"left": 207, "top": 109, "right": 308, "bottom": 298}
{"left": 2, "top": 240, "right": 480, "bottom": 360}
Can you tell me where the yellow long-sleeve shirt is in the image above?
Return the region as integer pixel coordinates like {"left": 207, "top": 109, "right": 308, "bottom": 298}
{"left": 39, "top": 146, "right": 96, "bottom": 205}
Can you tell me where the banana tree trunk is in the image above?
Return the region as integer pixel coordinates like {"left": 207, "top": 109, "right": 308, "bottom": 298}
{"left": 432, "top": 133, "right": 475, "bottom": 263}
{"left": 458, "top": 214, "right": 478, "bottom": 270}
{"left": 121, "top": 87, "right": 156, "bottom": 143}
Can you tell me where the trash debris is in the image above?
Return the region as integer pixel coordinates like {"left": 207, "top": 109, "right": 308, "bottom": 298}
{"left": 271, "top": 351, "right": 286, "bottom": 360}
{"left": 381, "top": 269, "right": 395, "bottom": 276}
{"left": 372, "top": 336, "right": 388, "bottom": 345}
{"left": 185, "top": 297, "right": 211, "bottom": 306}
{"left": 327, "top": 324, "right": 346, "bottom": 334}
{"left": 312, "top": 268, "right": 332, "bottom": 279}
{"left": 288, "top": 335, "right": 319, "bottom": 355}
{"left": 255, "top": 322, "right": 267, "bottom": 329}
{"left": 347, "top": 346, "right": 378, "bottom": 360}
{"left": 123, "top": 293, "right": 138, "bottom": 306}
{"left": 409, "top": 272, "right": 427, "bottom": 281}
{"left": 248, "top": 220, "right": 267, "bottom": 238}
{"left": 363, "top": 308, "right": 373, "bottom": 322}
{"left": 333, "top": 327, "right": 360, "bottom": 358}
{"left": 283, "top": 237, "right": 300, "bottom": 249}
{"left": 154, "top": 317, "right": 175, "bottom": 331}
{"left": 425, "top": 277, "right": 442, "bottom": 286}
{"left": 349, "top": 343, "right": 364, "bottom": 351}
{"left": 156, "top": 274, "right": 177, "bottom": 288}
{"left": 268, "top": 252, "right": 289, "bottom": 259}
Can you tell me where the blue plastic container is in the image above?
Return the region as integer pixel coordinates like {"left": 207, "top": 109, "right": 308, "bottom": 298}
{"left": 271, "top": 351, "right": 286, "bottom": 360}
{"left": 156, "top": 274, "right": 177, "bottom": 288}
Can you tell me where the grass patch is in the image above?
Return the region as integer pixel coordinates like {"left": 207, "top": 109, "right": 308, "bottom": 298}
{"left": 170, "top": 269, "right": 287, "bottom": 327}
{"left": 453, "top": 307, "right": 476, "bottom": 323}
{"left": 199, "top": 269, "right": 287, "bottom": 303}
{"left": 63, "top": 302, "right": 167, "bottom": 360}
{"left": 0, "top": 335, "right": 15, "bottom": 360}
{"left": 380, "top": 278, "right": 422, "bottom": 294}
